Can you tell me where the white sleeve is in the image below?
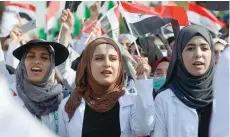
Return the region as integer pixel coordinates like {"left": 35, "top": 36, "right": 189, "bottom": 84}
{"left": 130, "top": 78, "right": 155, "bottom": 136}
{"left": 209, "top": 47, "right": 230, "bottom": 137}
{"left": 58, "top": 99, "right": 69, "bottom": 137}
{"left": 4, "top": 43, "right": 20, "bottom": 69}
{"left": 56, "top": 46, "right": 77, "bottom": 89}
{"left": 71, "top": 33, "right": 88, "bottom": 55}
{"left": 151, "top": 93, "right": 167, "bottom": 137}
{"left": 0, "top": 43, "right": 16, "bottom": 86}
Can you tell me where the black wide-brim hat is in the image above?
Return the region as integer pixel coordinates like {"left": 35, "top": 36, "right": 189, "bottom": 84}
{"left": 13, "top": 39, "right": 69, "bottom": 66}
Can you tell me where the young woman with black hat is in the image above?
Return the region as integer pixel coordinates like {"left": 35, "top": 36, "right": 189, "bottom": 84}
{"left": 0, "top": 36, "right": 69, "bottom": 134}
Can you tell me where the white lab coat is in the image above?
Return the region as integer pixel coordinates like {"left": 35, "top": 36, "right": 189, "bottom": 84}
{"left": 0, "top": 76, "right": 58, "bottom": 137}
{"left": 10, "top": 82, "right": 58, "bottom": 134}
{"left": 152, "top": 88, "right": 200, "bottom": 137}
{"left": 210, "top": 47, "right": 230, "bottom": 137}
{"left": 4, "top": 43, "right": 20, "bottom": 69}
{"left": 58, "top": 79, "right": 155, "bottom": 137}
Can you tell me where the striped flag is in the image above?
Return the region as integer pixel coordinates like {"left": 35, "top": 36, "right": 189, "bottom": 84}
{"left": 119, "top": 1, "right": 189, "bottom": 37}
{"left": 6, "top": 2, "right": 36, "bottom": 22}
{"left": 100, "top": 5, "right": 120, "bottom": 40}
{"left": 46, "top": 1, "right": 60, "bottom": 32}
{"left": 0, "top": 2, "right": 36, "bottom": 37}
{"left": 187, "top": 2, "right": 226, "bottom": 35}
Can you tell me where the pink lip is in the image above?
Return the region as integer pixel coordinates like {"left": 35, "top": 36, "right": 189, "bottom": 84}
{"left": 101, "top": 69, "right": 112, "bottom": 74}
{"left": 30, "top": 66, "right": 42, "bottom": 76}
{"left": 192, "top": 61, "right": 204, "bottom": 65}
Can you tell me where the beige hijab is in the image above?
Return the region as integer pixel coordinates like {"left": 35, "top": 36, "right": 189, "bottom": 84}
{"left": 65, "top": 37, "right": 125, "bottom": 120}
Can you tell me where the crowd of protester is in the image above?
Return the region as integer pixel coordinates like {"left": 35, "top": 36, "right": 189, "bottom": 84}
{"left": 0, "top": 1, "right": 229, "bottom": 137}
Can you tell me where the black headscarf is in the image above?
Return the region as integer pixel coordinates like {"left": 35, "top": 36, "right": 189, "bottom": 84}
{"left": 159, "top": 25, "right": 214, "bottom": 109}
{"left": 136, "top": 37, "right": 163, "bottom": 66}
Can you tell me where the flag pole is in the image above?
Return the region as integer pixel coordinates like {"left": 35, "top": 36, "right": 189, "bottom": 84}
{"left": 118, "top": 1, "right": 147, "bottom": 80}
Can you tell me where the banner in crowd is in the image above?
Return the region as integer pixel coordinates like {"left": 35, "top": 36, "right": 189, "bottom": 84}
{"left": 187, "top": 2, "right": 226, "bottom": 35}
{"left": 0, "top": 2, "right": 36, "bottom": 37}
{"left": 119, "top": 1, "right": 189, "bottom": 37}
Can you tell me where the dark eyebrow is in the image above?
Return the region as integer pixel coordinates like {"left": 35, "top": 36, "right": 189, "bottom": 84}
{"left": 41, "top": 53, "right": 49, "bottom": 56}
{"left": 94, "top": 54, "right": 118, "bottom": 57}
{"left": 27, "top": 52, "right": 35, "bottom": 54}
{"left": 27, "top": 52, "right": 49, "bottom": 56}
{"left": 94, "top": 54, "right": 104, "bottom": 57}
{"left": 186, "top": 43, "right": 208, "bottom": 47}
{"left": 155, "top": 68, "right": 163, "bottom": 72}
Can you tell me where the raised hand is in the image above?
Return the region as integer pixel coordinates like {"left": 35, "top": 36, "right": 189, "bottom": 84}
{"left": 133, "top": 55, "right": 151, "bottom": 79}
{"left": 60, "top": 9, "right": 74, "bottom": 32}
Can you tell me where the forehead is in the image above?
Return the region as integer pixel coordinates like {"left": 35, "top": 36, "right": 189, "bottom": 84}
{"left": 121, "top": 37, "right": 130, "bottom": 42}
{"left": 154, "top": 37, "right": 164, "bottom": 44}
{"left": 156, "top": 61, "right": 169, "bottom": 69}
{"left": 28, "top": 45, "right": 49, "bottom": 53}
{"left": 187, "top": 36, "right": 208, "bottom": 45}
{"left": 93, "top": 44, "right": 118, "bottom": 55}
{"left": 215, "top": 43, "right": 225, "bottom": 50}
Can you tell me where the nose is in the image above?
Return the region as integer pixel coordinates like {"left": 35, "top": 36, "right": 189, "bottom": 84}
{"left": 194, "top": 47, "right": 202, "bottom": 59}
{"left": 104, "top": 57, "right": 111, "bottom": 67}
{"left": 33, "top": 57, "right": 41, "bottom": 65}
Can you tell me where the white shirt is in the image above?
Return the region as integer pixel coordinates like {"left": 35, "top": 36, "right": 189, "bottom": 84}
{"left": 210, "top": 47, "right": 230, "bottom": 137}
{"left": 152, "top": 88, "right": 199, "bottom": 137}
{"left": 58, "top": 79, "right": 155, "bottom": 137}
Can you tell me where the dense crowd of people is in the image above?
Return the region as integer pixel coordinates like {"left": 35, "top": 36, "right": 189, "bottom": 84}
{"left": 0, "top": 1, "right": 229, "bottom": 137}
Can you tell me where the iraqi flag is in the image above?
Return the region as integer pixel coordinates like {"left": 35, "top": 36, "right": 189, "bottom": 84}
{"left": 187, "top": 2, "right": 226, "bottom": 35}
{"left": 6, "top": 2, "right": 36, "bottom": 22}
{"left": 46, "top": 1, "right": 60, "bottom": 32}
{"left": 0, "top": 2, "right": 36, "bottom": 37}
{"left": 84, "top": 5, "right": 121, "bottom": 42}
{"left": 100, "top": 5, "right": 120, "bottom": 40}
{"left": 119, "top": 1, "right": 189, "bottom": 37}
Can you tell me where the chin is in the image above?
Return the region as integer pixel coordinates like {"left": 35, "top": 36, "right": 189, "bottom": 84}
{"left": 192, "top": 71, "right": 206, "bottom": 76}
{"left": 98, "top": 79, "right": 115, "bottom": 86}
{"left": 28, "top": 77, "right": 43, "bottom": 83}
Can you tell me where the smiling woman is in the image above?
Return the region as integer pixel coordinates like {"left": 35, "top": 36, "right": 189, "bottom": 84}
{"left": 24, "top": 46, "right": 51, "bottom": 82}
{"left": 0, "top": 39, "right": 69, "bottom": 134}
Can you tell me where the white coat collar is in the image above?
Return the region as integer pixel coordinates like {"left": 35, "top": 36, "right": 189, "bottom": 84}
{"left": 78, "top": 91, "right": 134, "bottom": 124}
{"left": 169, "top": 88, "right": 198, "bottom": 115}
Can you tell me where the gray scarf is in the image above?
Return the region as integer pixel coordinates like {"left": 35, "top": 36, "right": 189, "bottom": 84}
{"left": 15, "top": 46, "right": 63, "bottom": 116}
{"left": 159, "top": 25, "right": 214, "bottom": 109}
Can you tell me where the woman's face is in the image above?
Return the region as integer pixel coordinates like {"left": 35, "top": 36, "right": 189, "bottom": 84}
{"left": 120, "top": 37, "right": 131, "bottom": 50}
{"left": 25, "top": 46, "right": 51, "bottom": 82}
{"left": 182, "top": 36, "right": 212, "bottom": 76}
{"left": 153, "top": 61, "right": 169, "bottom": 77}
{"left": 91, "top": 44, "right": 120, "bottom": 86}
{"left": 128, "top": 44, "right": 146, "bottom": 57}
{"left": 214, "top": 42, "right": 225, "bottom": 64}
{"left": 154, "top": 37, "right": 166, "bottom": 50}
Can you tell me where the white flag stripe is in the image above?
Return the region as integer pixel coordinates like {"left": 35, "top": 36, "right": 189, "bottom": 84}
{"left": 106, "top": 7, "right": 119, "bottom": 40}
{"left": 187, "top": 11, "right": 221, "bottom": 34}
{"left": 46, "top": 17, "right": 57, "bottom": 31}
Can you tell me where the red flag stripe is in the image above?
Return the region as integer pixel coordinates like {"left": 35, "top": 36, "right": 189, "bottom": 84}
{"left": 120, "top": 1, "right": 189, "bottom": 26}
{"left": 188, "top": 2, "right": 226, "bottom": 28}
{"left": 46, "top": 1, "right": 60, "bottom": 22}
{"left": 114, "top": 6, "right": 120, "bottom": 21}
{"left": 6, "top": 2, "right": 36, "bottom": 12}
{"left": 83, "top": 20, "right": 98, "bottom": 33}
